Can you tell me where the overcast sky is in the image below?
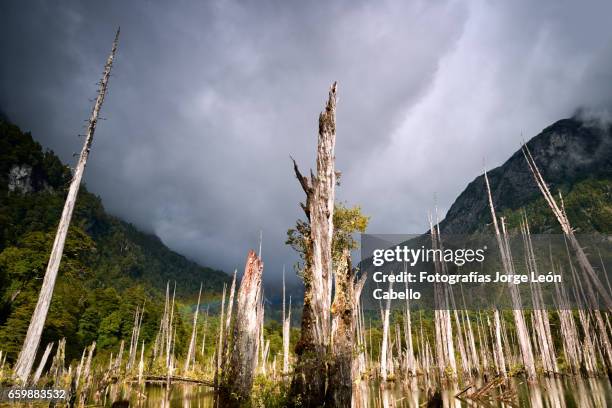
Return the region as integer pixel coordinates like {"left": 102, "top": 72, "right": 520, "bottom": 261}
{"left": 2, "top": 0, "right": 612, "bottom": 288}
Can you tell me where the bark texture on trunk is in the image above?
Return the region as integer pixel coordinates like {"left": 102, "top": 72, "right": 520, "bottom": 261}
{"left": 218, "top": 250, "right": 263, "bottom": 407}
{"left": 326, "top": 249, "right": 354, "bottom": 407}
{"left": 289, "top": 82, "right": 337, "bottom": 408}
{"left": 14, "top": 29, "right": 119, "bottom": 383}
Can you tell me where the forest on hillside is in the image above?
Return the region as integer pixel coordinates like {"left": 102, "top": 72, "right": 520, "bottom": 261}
{"left": 0, "top": 118, "right": 230, "bottom": 365}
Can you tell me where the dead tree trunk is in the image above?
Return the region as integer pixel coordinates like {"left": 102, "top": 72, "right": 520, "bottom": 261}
{"left": 492, "top": 309, "right": 507, "bottom": 377}
{"left": 484, "top": 170, "right": 537, "bottom": 381}
{"left": 200, "top": 305, "right": 209, "bottom": 357}
{"left": 282, "top": 267, "right": 292, "bottom": 376}
{"left": 460, "top": 286, "right": 480, "bottom": 374}
{"left": 14, "top": 29, "right": 120, "bottom": 383}
{"left": 353, "top": 273, "right": 367, "bottom": 381}
{"left": 326, "top": 249, "right": 355, "bottom": 406}
{"left": 49, "top": 338, "right": 65, "bottom": 385}
{"left": 380, "top": 280, "right": 392, "bottom": 383}
{"left": 218, "top": 250, "right": 264, "bottom": 407}
{"left": 289, "top": 82, "right": 337, "bottom": 407}
{"left": 31, "top": 342, "right": 53, "bottom": 385}
{"left": 430, "top": 217, "right": 457, "bottom": 379}
{"left": 221, "top": 270, "right": 237, "bottom": 365}
{"left": 184, "top": 283, "right": 202, "bottom": 373}
{"left": 521, "top": 217, "right": 558, "bottom": 374}
{"left": 128, "top": 304, "right": 144, "bottom": 370}
{"left": 214, "top": 283, "right": 227, "bottom": 386}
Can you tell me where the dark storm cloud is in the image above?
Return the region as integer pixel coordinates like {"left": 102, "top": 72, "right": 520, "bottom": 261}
{"left": 2, "top": 0, "right": 612, "bottom": 290}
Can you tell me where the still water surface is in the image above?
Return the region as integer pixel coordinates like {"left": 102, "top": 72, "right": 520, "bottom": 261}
{"left": 102, "top": 376, "right": 611, "bottom": 408}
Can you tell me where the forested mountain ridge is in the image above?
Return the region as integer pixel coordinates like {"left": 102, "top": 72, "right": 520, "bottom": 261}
{"left": 0, "top": 118, "right": 230, "bottom": 362}
{"left": 439, "top": 117, "right": 612, "bottom": 234}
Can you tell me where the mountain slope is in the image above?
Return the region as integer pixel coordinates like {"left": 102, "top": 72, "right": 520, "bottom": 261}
{"left": 439, "top": 117, "right": 612, "bottom": 234}
{"left": 0, "top": 118, "right": 229, "bottom": 360}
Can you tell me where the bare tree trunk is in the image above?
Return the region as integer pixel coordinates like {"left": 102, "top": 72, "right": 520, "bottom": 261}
{"left": 353, "top": 273, "right": 367, "bottom": 381}
{"left": 14, "top": 29, "right": 120, "bottom": 383}
{"left": 75, "top": 349, "right": 86, "bottom": 392}
{"left": 128, "top": 307, "right": 138, "bottom": 370}
{"left": 484, "top": 170, "right": 537, "bottom": 381}
{"left": 214, "top": 283, "right": 227, "bottom": 385}
{"left": 184, "top": 283, "right": 202, "bottom": 373}
{"left": 555, "top": 283, "right": 581, "bottom": 374}
{"left": 326, "top": 249, "right": 355, "bottom": 406}
{"left": 521, "top": 217, "right": 558, "bottom": 374}
{"left": 154, "top": 282, "right": 170, "bottom": 362}
{"left": 403, "top": 278, "right": 416, "bottom": 377}
{"left": 568, "top": 248, "right": 599, "bottom": 374}
{"left": 380, "top": 280, "right": 392, "bottom": 382}
{"left": 430, "top": 217, "right": 457, "bottom": 379}
{"left": 289, "top": 82, "right": 337, "bottom": 407}
{"left": 493, "top": 310, "right": 507, "bottom": 377}
{"left": 78, "top": 342, "right": 96, "bottom": 406}
{"left": 476, "top": 312, "right": 490, "bottom": 374}
{"left": 128, "top": 304, "right": 144, "bottom": 371}
{"left": 221, "top": 270, "right": 237, "bottom": 366}
{"left": 49, "top": 338, "right": 65, "bottom": 384}
{"left": 138, "top": 341, "right": 145, "bottom": 385}
{"left": 282, "top": 267, "right": 292, "bottom": 376}
{"left": 114, "top": 340, "right": 124, "bottom": 373}
{"left": 200, "top": 305, "right": 209, "bottom": 358}
{"left": 31, "top": 342, "right": 53, "bottom": 385}
{"left": 225, "top": 270, "right": 237, "bottom": 335}
{"left": 460, "top": 288, "right": 480, "bottom": 374}
{"left": 218, "top": 250, "right": 264, "bottom": 406}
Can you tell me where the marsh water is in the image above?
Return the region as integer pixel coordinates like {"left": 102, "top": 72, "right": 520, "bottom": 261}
{"left": 101, "top": 376, "right": 611, "bottom": 407}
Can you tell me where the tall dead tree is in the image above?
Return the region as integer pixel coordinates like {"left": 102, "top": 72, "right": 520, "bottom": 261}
{"left": 380, "top": 280, "right": 393, "bottom": 382}
{"left": 521, "top": 216, "right": 558, "bottom": 374}
{"left": 184, "top": 283, "right": 202, "bottom": 373}
{"left": 14, "top": 29, "right": 120, "bottom": 383}
{"left": 214, "top": 283, "right": 227, "bottom": 385}
{"left": 221, "top": 270, "right": 237, "bottom": 365}
{"left": 429, "top": 216, "right": 457, "bottom": 379}
{"left": 218, "top": 250, "right": 264, "bottom": 407}
{"left": 326, "top": 249, "right": 356, "bottom": 406}
{"left": 289, "top": 82, "right": 337, "bottom": 407}
{"left": 49, "top": 338, "right": 65, "bottom": 384}
{"left": 484, "top": 169, "right": 537, "bottom": 380}
{"left": 403, "top": 278, "right": 416, "bottom": 377}
{"left": 200, "top": 305, "right": 209, "bottom": 357}
{"left": 353, "top": 273, "right": 368, "bottom": 380}
{"left": 31, "top": 342, "right": 53, "bottom": 385}
{"left": 492, "top": 309, "right": 507, "bottom": 377}
{"left": 127, "top": 303, "right": 144, "bottom": 370}
{"left": 282, "top": 267, "right": 292, "bottom": 375}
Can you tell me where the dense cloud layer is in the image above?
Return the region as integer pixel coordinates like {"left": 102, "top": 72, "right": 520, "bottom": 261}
{"left": 1, "top": 0, "right": 612, "bottom": 289}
